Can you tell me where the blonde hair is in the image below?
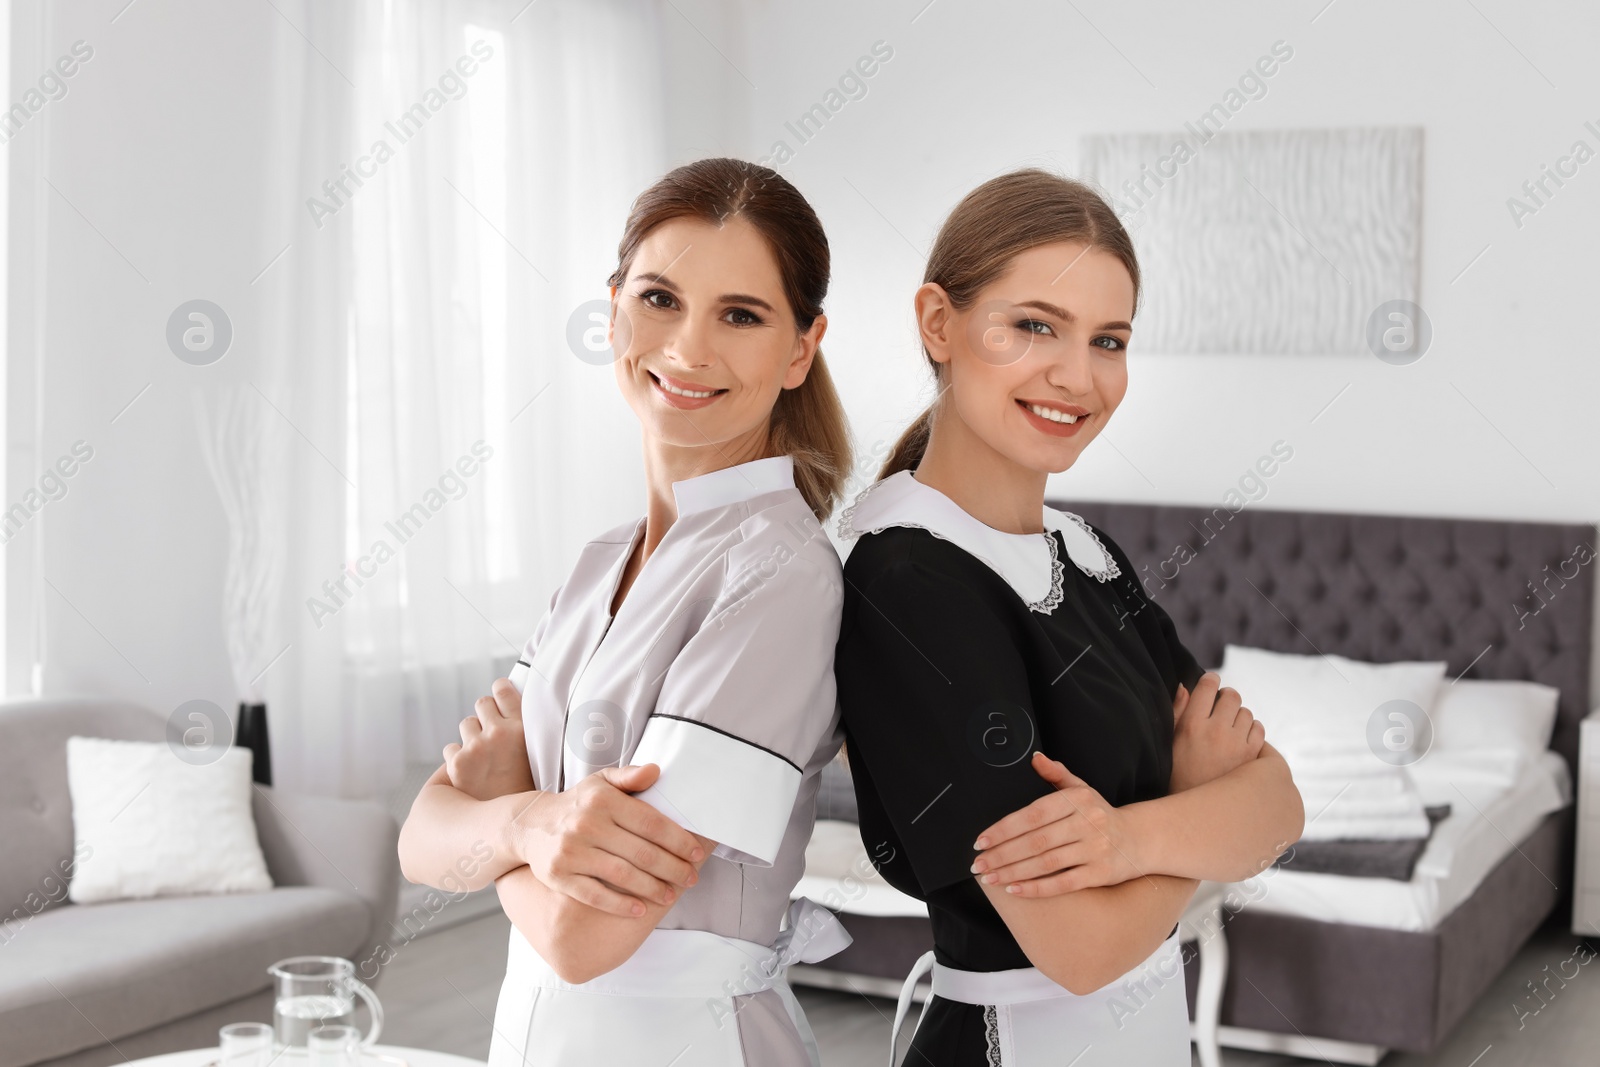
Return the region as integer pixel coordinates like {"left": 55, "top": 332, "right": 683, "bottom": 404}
{"left": 609, "top": 158, "right": 851, "bottom": 521}
{"left": 878, "top": 169, "right": 1140, "bottom": 481}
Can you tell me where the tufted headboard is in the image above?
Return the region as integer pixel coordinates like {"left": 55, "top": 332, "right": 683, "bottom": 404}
{"left": 1049, "top": 499, "right": 1596, "bottom": 780}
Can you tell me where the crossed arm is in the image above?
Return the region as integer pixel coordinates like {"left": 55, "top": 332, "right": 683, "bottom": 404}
{"left": 397, "top": 679, "right": 713, "bottom": 985}
{"left": 492, "top": 815, "right": 716, "bottom": 984}
{"left": 965, "top": 674, "right": 1303, "bottom": 994}
{"left": 401, "top": 666, "right": 1302, "bottom": 994}
{"left": 971, "top": 674, "right": 1303, "bottom": 895}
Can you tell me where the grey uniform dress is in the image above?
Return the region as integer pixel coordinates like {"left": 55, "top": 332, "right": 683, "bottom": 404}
{"left": 487, "top": 455, "right": 851, "bottom": 1067}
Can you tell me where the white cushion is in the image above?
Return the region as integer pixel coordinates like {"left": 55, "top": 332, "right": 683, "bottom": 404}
{"left": 1421, "top": 678, "right": 1560, "bottom": 785}
{"left": 66, "top": 736, "right": 273, "bottom": 904}
{"left": 1217, "top": 644, "right": 1447, "bottom": 750}
{"left": 1217, "top": 646, "right": 1447, "bottom": 841}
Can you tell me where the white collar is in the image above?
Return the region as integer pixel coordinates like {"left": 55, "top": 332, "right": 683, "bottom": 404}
{"left": 672, "top": 455, "right": 796, "bottom": 517}
{"left": 835, "top": 470, "right": 1120, "bottom": 613}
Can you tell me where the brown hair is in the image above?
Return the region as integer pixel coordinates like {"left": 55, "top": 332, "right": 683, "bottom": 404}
{"left": 607, "top": 158, "right": 851, "bottom": 522}
{"left": 877, "top": 168, "right": 1140, "bottom": 480}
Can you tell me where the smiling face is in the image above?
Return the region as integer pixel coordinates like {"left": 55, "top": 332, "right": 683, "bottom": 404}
{"left": 920, "top": 240, "right": 1134, "bottom": 475}
{"left": 610, "top": 215, "right": 825, "bottom": 456}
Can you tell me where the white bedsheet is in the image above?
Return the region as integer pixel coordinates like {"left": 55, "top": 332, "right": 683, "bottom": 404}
{"left": 795, "top": 819, "right": 928, "bottom": 917}
{"left": 1237, "top": 749, "right": 1572, "bottom": 931}
{"left": 795, "top": 751, "right": 1572, "bottom": 933}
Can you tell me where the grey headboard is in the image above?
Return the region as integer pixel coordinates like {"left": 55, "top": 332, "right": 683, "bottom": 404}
{"left": 1051, "top": 499, "right": 1596, "bottom": 780}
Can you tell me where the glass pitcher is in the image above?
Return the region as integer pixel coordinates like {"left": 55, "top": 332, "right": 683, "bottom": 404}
{"left": 268, "top": 956, "right": 384, "bottom": 1051}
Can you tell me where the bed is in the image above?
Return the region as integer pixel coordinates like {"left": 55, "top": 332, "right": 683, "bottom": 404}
{"left": 793, "top": 500, "right": 1594, "bottom": 1062}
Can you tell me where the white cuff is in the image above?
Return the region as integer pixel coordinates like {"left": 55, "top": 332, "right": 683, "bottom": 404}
{"left": 629, "top": 715, "right": 801, "bottom": 866}
{"left": 508, "top": 659, "right": 531, "bottom": 693}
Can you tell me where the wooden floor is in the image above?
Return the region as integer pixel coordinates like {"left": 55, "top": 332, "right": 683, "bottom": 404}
{"left": 376, "top": 908, "right": 1600, "bottom": 1066}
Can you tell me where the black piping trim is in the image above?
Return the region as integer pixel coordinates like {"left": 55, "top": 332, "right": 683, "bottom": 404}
{"left": 649, "top": 712, "right": 803, "bottom": 774}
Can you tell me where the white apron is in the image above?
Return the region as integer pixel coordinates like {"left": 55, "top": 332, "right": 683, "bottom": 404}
{"left": 488, "top": 897, "right": 851, "bottom": 1067}
{"left": 890, "top": 932, "right": 1189, "bottom": 1066}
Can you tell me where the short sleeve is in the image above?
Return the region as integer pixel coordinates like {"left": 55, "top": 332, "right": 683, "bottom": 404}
{"left": 836, "top": 558, "right": 1056, "bottom": 895}
{"left": 628, "top": 550, "right": 844, "bottom": 867}
{"left": 1093, "top": 525, "right": 1205, "bottom": 696}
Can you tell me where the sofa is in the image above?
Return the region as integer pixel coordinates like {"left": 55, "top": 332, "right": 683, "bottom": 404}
{"left": 0, "top": 698, "right": 401, "bottom": 1067}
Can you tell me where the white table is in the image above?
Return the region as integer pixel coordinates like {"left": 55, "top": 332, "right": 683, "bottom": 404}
{"left": 118, "top": 1045, "right": 486, "bottom": 1067}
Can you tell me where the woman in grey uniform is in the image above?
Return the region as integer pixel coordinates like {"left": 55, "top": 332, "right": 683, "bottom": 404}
{"left": 399, "top": 158, "right": 854, "bottom": 1066}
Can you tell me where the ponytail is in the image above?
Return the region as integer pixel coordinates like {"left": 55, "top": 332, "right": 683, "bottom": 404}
{"left": 769, "top": 350, "right": 851, "bottom": 521}
{"left": 876, "top": 404, "right": 935, "bottom": 481}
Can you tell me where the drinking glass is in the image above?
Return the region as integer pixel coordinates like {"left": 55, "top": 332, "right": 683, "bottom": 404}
{"left": 307, "top": 1024, "right": 362, "bottom": 1067}
{"left": 219, "top": 1022, "right": 274, "bottom": 1067}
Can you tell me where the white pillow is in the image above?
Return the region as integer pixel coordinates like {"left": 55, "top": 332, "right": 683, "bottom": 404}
{"left": 1216, "top": 644, "right": 1447, "bottom": 751}
{"left": 1420, "top": 678, "right": 1560, "bottom": 784}
{"left": 1216, "top": 646, "right": 1448, "bottom": 841}
{"left": 66, "top": 736, "right": 274, "bottom": 904}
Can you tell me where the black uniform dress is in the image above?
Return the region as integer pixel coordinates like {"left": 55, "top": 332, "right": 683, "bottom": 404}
{"left": 832, "top": 472, "right": 1205, "bottom": 1065}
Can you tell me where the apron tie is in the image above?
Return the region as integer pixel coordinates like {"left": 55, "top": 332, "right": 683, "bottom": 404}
{"left": 889, "top": 950, "right": 936, "bottom": 1067}
{"left": 770, "top": 897, "right": 853, "bottom": 1067}
{"left": 773, "top": 895, "right": 853, "bottom": 967}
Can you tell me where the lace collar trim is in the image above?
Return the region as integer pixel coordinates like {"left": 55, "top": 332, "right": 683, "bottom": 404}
{"left": 835, "top": 470, "right": 1120, "bottom": 614}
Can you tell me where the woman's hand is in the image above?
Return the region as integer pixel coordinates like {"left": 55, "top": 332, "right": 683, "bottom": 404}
{"left": 512, "top": 763, "right": 709, "bottom": 917}
{"left": 444, "top": 678, "right": 536, "bottom": 801}
{"left": 444, "top": 678, "right": 707, "bottom": 916}
{"left": 968, "top": 751, "right": 1146, "bottom": 897}
{"left": 1170, "top": 671, "right": 1266, "bottom": 793}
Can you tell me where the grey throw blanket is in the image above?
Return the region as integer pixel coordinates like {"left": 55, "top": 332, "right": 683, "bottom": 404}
{"left": 1271, "top": 804, "right": 1452, "bottom": 881}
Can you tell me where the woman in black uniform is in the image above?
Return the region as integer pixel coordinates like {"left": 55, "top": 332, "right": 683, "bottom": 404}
{"left": 833, "top": 169, "right": 1305, "bottom": 1066}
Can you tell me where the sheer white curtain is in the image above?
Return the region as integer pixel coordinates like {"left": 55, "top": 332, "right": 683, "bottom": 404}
{"left": 245, "top": 0, "right": 664, "bottom": 799}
